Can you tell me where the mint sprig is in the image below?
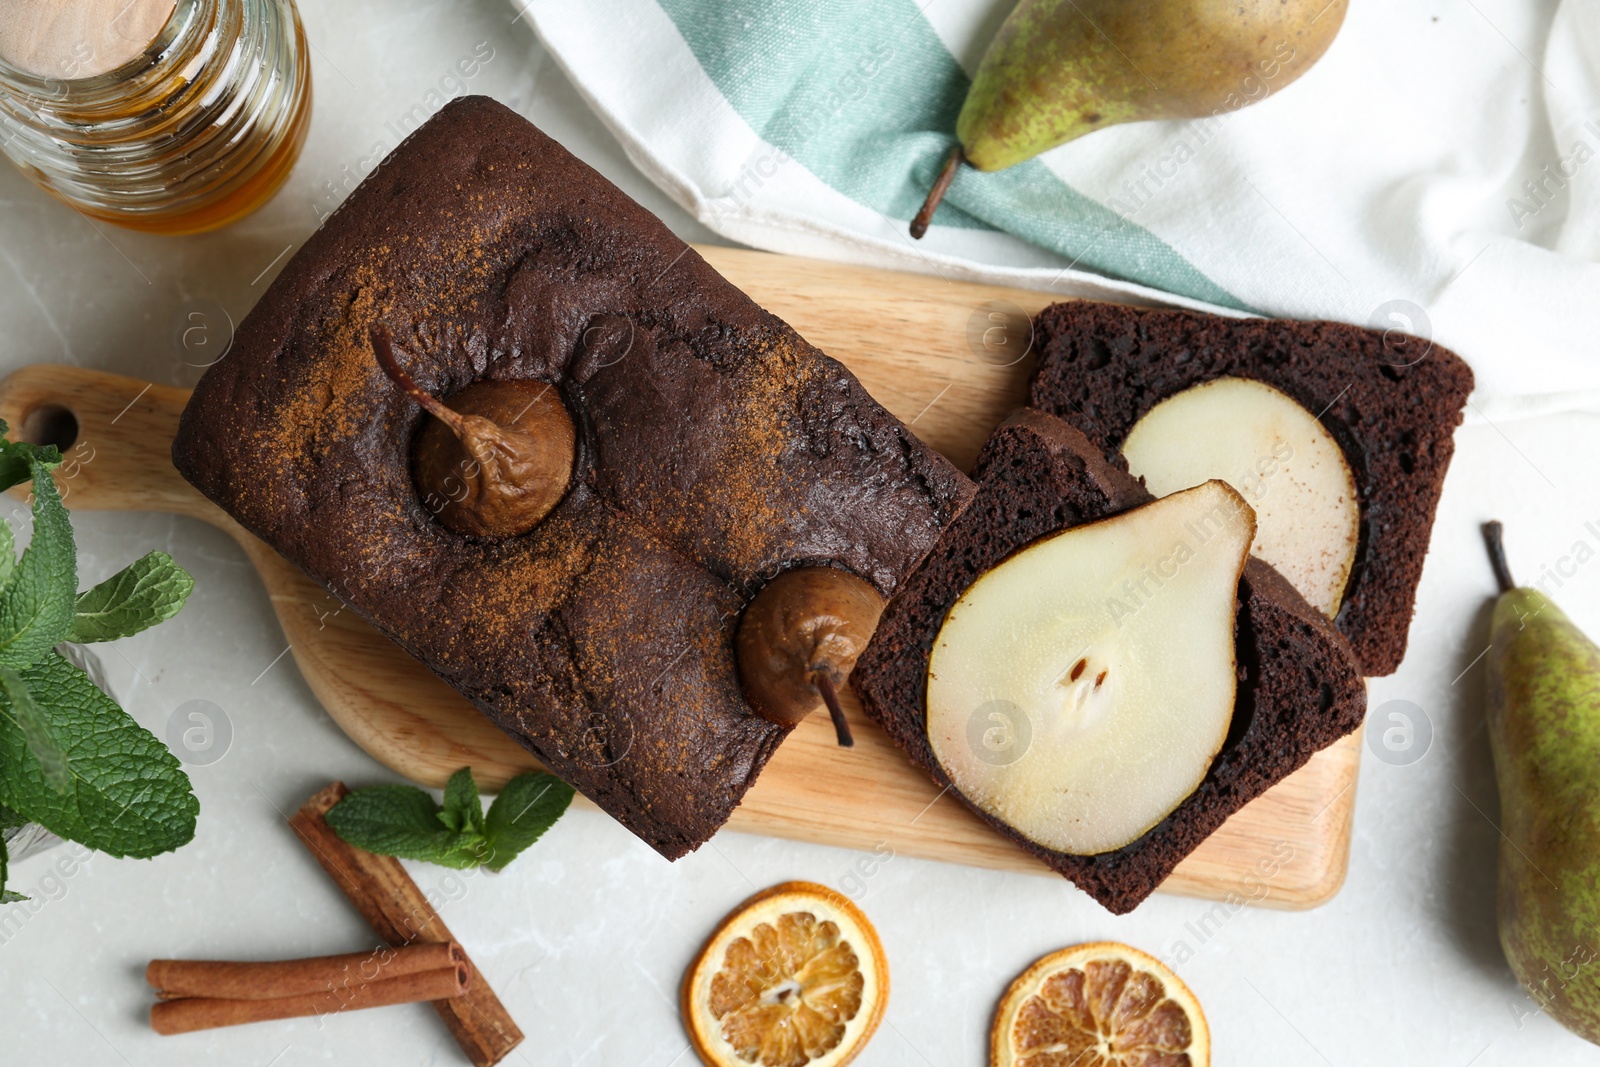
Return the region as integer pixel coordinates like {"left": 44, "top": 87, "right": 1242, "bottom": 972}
{"left": 441, "top": 765, "right": 485, "bottom": 836}
{"left": 326, "top": 767, "right": 574, "bottom": 872}
{"left": 0, "top": 422, "right": 197, "bottom": 900}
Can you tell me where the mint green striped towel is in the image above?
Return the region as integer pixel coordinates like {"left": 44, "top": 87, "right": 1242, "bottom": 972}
{"left": 523, "top": 0, "right": 1600, "bottom": 404}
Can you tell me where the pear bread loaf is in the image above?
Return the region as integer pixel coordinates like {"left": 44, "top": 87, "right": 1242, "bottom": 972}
{"left": 1027, "top": 301, "right": 1473, "bottom": 676}
{"left": 171, "top": 96, "right": 974, "bottom": 859}
{"left": 850, "top": 408, "right": 1367, "bottom": 914}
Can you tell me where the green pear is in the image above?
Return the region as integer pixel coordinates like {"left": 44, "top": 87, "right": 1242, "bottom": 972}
{"left": 1483, "top": 521, "right": 1600, "bottom": 1045}
{"left": 911, "top": 0, "right": 1348, "bottom": 237}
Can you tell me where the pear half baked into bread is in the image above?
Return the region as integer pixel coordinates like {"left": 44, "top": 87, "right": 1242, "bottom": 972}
{"left": 171, "top": 96, "right": 974, "bottom": 859}
{"left": 1027, "top": 302, "right": 1474, "bottom": 676}
{"left": 851, "top": 410, "right": 1366, "bottom": 914}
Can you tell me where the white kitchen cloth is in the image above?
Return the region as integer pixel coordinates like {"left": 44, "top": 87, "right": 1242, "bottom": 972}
{"left": 517, "top": 0, "right": 1600, "bottom": 413}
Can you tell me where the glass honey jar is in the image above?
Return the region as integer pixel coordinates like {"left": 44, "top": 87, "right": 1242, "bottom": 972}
{"left": 0, "top": 0, "right": 312, "bottom": 234}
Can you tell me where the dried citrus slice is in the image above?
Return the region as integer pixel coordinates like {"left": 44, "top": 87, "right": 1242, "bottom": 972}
{"left": 683, "top": 881, "right": 888, "bottom": 1067}
{"left": 991, "top": 942, "right": 1210, "bottom": 1067}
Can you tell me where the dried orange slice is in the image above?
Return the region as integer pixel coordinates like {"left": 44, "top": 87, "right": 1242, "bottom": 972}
{"left": 683, "top": 881, "right": 888, "bottom": 1067}
{"left": 992, "top": 942, "right": 1209, "bottom": 1067}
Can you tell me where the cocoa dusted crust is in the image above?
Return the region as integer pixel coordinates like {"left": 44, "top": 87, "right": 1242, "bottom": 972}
{"left": 171, "top": 96, "right": 974, "bottom": 860}
{"left": 850, "top": 409, "right": 1366, "bottom": 914}
{"left": 1026, "top": 301, "right": 1473, "bottom": 676}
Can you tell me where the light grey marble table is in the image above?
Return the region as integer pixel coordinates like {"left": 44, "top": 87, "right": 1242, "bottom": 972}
{"left": 3, "top": 2, "right": 1599, "bottom": 1064}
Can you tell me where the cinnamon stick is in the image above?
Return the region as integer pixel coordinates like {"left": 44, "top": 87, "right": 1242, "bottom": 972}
{"left": 289, "top": 783, "right": 523, "bottom": 1067}
{"left": 150, "top": 964, "right": 470, "bottom": 1035}
{"left": 148, "top": 941, "right": 464, "bottom": 1001}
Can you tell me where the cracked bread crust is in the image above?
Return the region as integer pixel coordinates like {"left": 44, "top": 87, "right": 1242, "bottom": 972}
{"left": 171, "top": 96, "right": 974, "bottom": 859}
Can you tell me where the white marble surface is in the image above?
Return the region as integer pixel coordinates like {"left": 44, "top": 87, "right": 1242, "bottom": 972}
{"left": 3, "top": 2, "right": 1600, "bottom": 1064}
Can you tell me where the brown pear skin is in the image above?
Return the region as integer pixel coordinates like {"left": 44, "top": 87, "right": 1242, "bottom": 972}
{"left": 1483, "top": 521, "right": 1600, "bottom": 1045}
{"left": 372, "top": 324, "right": 575, "bottom": 539}
{"left": 912, "top": 0, "right": 1348, "bottom": 236}
{"left": 736, "top": 567, "right": 885, "bottom": 748}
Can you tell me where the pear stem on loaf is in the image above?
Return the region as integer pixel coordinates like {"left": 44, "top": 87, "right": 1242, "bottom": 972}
{"left": 372, "top": 324, "right": 467, "bottom": 435}
{"left": 813, "top": 672, "right": 855, "bottom": 748}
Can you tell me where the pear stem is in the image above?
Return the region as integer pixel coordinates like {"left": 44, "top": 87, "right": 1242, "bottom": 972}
{"left": 910, "top": 146, "right": 964, "bottom": 240}
{"left": 371, "top": 324, "right": 468, "bottom": 439}
{"left": 813, "top": 672, "right": 854, "bottom": 748}
{"left": 1483, "top": 521, "right": 1517, "bottom": 593}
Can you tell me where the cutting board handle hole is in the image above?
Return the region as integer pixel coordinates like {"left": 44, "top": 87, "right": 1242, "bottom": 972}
{"left": 20, "top": 404, "right": 78, "bottom": 452}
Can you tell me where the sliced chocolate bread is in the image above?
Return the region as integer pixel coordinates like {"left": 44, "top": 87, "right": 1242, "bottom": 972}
{"left": 172, "top": 96, "right": 974, "bottom": 860}
{"left": 851, "top": 409, "right": 1366, "bottom": 914}
{"left": 1027, "top": 301, "right": 1473, "bottom": 676}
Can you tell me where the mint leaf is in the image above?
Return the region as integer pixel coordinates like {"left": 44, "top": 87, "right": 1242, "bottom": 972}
{"left": 1, "top": 794, "right": 31, "bottom": 904}
{"left": 0, "top": 804, "right": 29, "bottom": 899}
{"left": 0, "top": 804, "right": 27, "bottom": 832}
{"left": 0, "top": 518, "right": 15, "bottom": 591}
{"left": 68, "top": 551, "right": 194, "bottom": 643}
{"left": 440, "top": 767, "right": 483, "bottom": 835}
{"left": 481, "top": 772, "right": 574, "bottom": 872}
{"left": 0, "top": 459, "right": 75, "bottom": 670}
{"left": 327, "top": 768, "right": 573, "bottom": 871}
{"left": 0, "top": 834, "right": 18, "bottom": 903}
{"left": 0, "top": 664, "right": 68, "bottom": 792}
{"left": 0, "top": 651, "right": 196, "bottom": 857}
{"left": 325, "top": 784, "right": 486, "bottom": 869}
{"left": 0, "top": 434, "right": 60, "bottom": 495}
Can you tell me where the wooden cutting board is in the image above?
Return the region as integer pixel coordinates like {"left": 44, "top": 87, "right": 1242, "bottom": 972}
{"left": 0, "top": 246, "right": 1362, "bottom": 910}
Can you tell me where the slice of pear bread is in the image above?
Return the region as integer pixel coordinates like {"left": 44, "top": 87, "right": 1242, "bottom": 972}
{"left": 1027, "top": 301, "right": 1473, "bottom": 676}
{"left": 850, "top": 409, "right": 1366, "bottom": 914}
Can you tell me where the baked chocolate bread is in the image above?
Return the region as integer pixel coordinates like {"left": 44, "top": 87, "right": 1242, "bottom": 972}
{"left": 172, "top": 96, "right": 974, "bottom": 859}
{"left": 851, "top": 409, "right": 1366, "bottom": 914}
{"left": 1026, "top": 301, "right": 1472, "bottom": 676}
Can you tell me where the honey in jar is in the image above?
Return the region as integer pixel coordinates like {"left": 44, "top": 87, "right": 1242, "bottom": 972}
{"left": 0, "top": 0, "right": 313, "bottom": 234}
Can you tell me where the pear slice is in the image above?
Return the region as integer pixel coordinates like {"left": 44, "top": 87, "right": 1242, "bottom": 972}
{"left": 926, "top": 481, "right": 1254, "bottom": 856}
{"left": 1120, "top": 377, "right": 1360, "bottom": 617}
